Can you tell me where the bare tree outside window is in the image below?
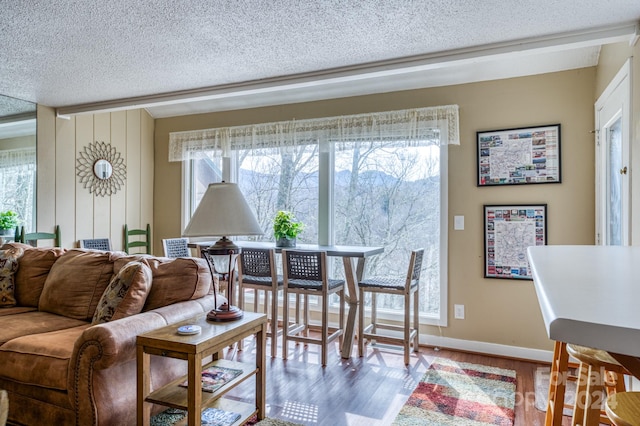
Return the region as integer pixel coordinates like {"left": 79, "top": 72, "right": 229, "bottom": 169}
{"left": 333, "top": 141, "right": 440, "bottom": 316}
{"left": 192, "top": 139, "right": 441, "bottom": 317}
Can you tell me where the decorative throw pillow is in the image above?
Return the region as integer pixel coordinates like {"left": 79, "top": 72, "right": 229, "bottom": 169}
{"left": 92, "top": 260, "right": 152, "bottom": 324}
{"left": 0, "top": 246, "right": 25, "bottom": 307}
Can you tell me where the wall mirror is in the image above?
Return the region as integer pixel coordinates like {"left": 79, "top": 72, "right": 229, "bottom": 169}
{"left": 0, "top": 95, "right": 37, "bottom": 234}
{"left": 94, "top": 159, "right": 113, "bottom": 180}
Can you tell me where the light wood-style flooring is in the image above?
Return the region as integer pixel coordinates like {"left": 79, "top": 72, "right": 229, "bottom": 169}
{"left": 223, "top": 336, "right": 575, "bottom": 426}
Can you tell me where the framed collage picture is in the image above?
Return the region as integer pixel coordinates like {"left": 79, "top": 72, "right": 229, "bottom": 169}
{"left": 477, "top": 124, "right": 561, "bottom": 186}
{"left": 484, "top": 204, "right": 547, "bottom": 280}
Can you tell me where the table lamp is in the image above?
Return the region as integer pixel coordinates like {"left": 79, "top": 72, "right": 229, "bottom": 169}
{"left": 182, "top": 182, "right": 263, "bottom": 321}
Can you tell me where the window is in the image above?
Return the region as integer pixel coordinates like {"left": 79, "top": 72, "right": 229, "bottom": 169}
{"left": 173, "top": 106, "right": 458, "bottom": 325}
{"left": 0, "top": 147, "right": 36, "bottom": 232}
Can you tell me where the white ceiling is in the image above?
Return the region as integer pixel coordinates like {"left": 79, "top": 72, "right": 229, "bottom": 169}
{"left": 1, "top": 1, "right": 639, "bottom": 119}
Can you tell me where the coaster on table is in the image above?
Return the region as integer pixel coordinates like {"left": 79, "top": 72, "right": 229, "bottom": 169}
{"left": 177, "top": 324, "right": 201, "bottom": 335}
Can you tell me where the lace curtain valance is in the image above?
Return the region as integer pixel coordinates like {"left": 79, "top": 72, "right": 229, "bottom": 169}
{"left": 0, "top": 147, "right": 36, "bottom": 169}
{"left": 168, "top": 105, "right": 459, "bottom": 162}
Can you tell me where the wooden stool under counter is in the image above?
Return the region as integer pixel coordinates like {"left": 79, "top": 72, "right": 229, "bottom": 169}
{"left": 566, "top": 344, "right": 628, "bottom": 426}
{"left": 545, "top": 341, "right": 628, "bottom": 426}
{"left": 605, "top": 392, "right": 640, "bottom": 426}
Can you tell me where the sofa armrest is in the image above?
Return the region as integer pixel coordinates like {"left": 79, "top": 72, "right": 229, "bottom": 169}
{"left": 72, "top": 295, "right": 218, "bottom": 371}
{"left": 69, "top": 295, "right": 219, "bottom": 425}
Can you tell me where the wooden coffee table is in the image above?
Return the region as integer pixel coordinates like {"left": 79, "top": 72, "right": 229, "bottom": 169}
{"left": 136, "top": 311, "right": 266, "bottom": 426}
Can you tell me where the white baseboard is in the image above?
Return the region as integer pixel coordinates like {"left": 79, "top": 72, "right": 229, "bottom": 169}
{"left": 422, "top": 334, "right": 554, "bottom": 363}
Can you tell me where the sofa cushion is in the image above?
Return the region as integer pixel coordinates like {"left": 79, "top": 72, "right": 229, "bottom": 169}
{"left": 114, "top": 256, "right": 213, "bottom": 311}
{"left": 39, "top": 250, "right": 125, "bottom": 321}
{"left": 92, "top": 261, "right": 152, "bottom": 324}
{"left": 0, "top": 246, "right": 24, "bottom": 307}
{"left": 0, "top": 311, "right": 88, "bottom": 345}
{"left": 0, "top": 306, "right": 37, "bottom": 317}
{"left": 7, "top": 243, "right": 66, "bottom": 307}
{"left": 0, "top": 325, "right": 90, "bottom": 391}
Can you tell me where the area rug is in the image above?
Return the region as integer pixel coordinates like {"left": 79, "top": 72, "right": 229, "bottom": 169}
{"left": 151, "top": 408, "right": 302, "bottom": 426}
{"left": 392, "top": 358, "right": 517, "bottom": 425}
{"left": 534, "top": 366, "right": 576, "bottom": 416}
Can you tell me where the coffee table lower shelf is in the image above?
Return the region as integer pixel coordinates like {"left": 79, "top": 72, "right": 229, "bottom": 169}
{"left": 145, "top": 359, "right": 256, "bottom": 409}
{"left": 164, "top": 399, "right": 257, "bottom": 426}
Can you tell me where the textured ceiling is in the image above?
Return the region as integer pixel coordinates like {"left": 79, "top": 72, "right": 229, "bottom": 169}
{"left": 1, "top": 0, "right": 640, "bottom": 117}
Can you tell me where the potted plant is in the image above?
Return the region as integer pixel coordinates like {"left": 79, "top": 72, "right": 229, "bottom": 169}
{"left": 273, "top": 210, "right": 304, "bottom": 247}
{"left": 0, "top": 210, "right": 20, "bottom": 237}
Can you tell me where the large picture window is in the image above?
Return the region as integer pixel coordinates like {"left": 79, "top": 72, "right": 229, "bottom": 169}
{"left": 173, "top": 106, "right": 458, "bottom": 324}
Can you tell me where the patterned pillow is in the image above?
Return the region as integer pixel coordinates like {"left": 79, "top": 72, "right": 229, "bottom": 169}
{"left": 92, "top": 260, "right": 152, "bottom": 324}
{"left": 0, "top": 246, "right": 25, "bottom": 307}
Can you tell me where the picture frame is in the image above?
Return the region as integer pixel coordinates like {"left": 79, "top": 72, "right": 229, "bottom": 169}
{"left": 484, "top": 204, "right": 547, "bottom": 280}
{"left": 477, "top": 124, "right": 561, "bottom": 186}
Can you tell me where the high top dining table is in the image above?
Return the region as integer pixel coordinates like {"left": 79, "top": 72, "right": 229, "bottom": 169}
{"left": 189, "top": 240, "right": 384, "bottom": 359}
{"left": 527, "top": 245, "right": 640, "bottom": 379}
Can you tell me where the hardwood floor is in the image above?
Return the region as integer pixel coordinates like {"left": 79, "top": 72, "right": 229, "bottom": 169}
{"left": 222, "top": 336, "right": 574, "bottom": 426}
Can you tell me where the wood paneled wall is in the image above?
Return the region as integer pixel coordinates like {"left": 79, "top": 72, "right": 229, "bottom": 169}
{"left": 36, "top": 106, "right": 154, "bottom": 253}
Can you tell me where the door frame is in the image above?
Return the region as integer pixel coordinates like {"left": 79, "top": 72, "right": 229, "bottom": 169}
{"left": 595, "top": 58, "right": 632, "bottom": 245}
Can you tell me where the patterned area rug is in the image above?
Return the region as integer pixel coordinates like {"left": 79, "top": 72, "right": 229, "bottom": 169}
{"left": 392, "top": 358, "right": 517, "bottom": 425}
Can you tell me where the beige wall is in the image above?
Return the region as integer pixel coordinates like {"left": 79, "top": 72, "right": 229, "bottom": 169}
{"left": 595, "top": 41, "right": 640, "bottom": 244}
{"left": 36, "top": 106, "right": 154, "bottom": 252}
{"left": 154, "top": 68, "right": 596, "bottom": 352}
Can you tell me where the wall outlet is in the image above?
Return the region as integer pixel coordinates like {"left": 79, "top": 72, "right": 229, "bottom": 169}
{"left": 454, "top": 304, "right": 465, "bottom": 319}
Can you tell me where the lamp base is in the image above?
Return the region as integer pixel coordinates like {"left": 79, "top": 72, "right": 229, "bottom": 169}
{"left": 206, "top": 304, "right": 243, "bottom": 322}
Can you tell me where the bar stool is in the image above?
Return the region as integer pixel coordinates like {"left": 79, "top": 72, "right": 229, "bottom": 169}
{"left": 545, "top": 341, "right": 579, "bottom": 426}
{"left": 282, "top": 250, "right": 345, "bottom": 367}
{"left": 605, "top": 392, "right": 640, "bottom": 426}
{"left": 358, "top": 248, "right": 423, "bottom": 365}
{"left": 545, "top": 341, "right": 628, "bottom": 426}
{"left": 567, "top": 344, "right": 628, "bottom": 426}
{"left": 237, "top": 247, "right": 283, "bottom": 358}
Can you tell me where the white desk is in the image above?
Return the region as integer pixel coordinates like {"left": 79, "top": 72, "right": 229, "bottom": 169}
{"left": 190, "top": 240, "right": 384, "bottom": 359}
{"left": 528, "top": 245, "right": 640, "bottom": 378}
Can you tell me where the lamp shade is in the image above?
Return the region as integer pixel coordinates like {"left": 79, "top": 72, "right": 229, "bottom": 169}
{"left": 182, "top": 182, "right": 263, "bottom": 238}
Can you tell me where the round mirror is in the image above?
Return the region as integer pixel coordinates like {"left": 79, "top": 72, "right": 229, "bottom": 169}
{"left": 93, "top": 159, "right": 113, "bottom": 180}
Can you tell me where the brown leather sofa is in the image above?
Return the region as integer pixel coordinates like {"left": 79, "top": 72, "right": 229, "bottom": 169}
{"left": 0, "top": 243, "right": 220, "bottom": 426}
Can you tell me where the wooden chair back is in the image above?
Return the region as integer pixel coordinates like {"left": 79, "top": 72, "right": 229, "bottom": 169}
{"left": 19, "top": 225, "right": 61, "bottom": 247}
{"left": 124, "top": 224, "right": 151, "bottom": 254}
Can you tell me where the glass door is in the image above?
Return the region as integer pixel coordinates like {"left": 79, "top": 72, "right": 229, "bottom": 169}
{"left": 595, "top": 60, "right": 630, "bottom": 246}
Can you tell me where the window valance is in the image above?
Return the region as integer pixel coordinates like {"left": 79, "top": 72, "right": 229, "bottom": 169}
{"left": 169, "top": 105, "right": 459, "bottom": 162}
{"left": 0, "top": 147, "right": 36, "bottom": 169}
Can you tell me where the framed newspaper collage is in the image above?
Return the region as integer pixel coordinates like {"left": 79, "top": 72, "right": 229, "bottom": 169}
{"left": 478, "top": 124, "right": 558, "bottom": 280}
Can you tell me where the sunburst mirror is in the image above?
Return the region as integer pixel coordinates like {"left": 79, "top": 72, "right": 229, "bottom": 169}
{"left": 76, "top": 141, "right": 126, "bottom": 196}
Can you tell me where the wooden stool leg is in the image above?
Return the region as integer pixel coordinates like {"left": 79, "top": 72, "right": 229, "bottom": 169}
{"left": 584, "top": 365, "right": 605, "bottom": 426}
{"left": 547, "top": 341, "right": 569, "bottom": 426}
{"left": 573, "top": 361, "right": 589, "bottom": 426}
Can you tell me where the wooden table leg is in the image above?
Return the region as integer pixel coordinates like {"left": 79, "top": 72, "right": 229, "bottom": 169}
{"left": 187, "top": 352, "right": 203, "bottom": 426}
{"left": 341, "top": 257, "right": 366, "bottom": 358}
{"left": 137, "top": 346, "right": 151, "bottom": 426}
{"left": 256, "top": 322, "right": 266, "bottom": 420}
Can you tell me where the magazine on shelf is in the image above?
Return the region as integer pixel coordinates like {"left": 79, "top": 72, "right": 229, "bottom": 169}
{"left": 179, "top": 365, "right": 243, "bottom": 393}
{"left": 200, "top": 407, "right": 242, "bottom": 426}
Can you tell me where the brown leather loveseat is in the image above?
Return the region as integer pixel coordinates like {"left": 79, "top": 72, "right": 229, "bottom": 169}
{"left": 0, "top": 243, "right": 220, "bottom": 425}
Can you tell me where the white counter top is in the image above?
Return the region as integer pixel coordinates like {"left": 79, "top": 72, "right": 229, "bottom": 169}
{"left": 528, "top": 245, "right": 640, "bottom": 357}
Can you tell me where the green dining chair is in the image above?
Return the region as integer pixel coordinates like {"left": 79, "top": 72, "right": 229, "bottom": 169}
{"left": 19, "top": 225, "right": 61, "bottom": 247}
{"left": 124, "top": 224, "right": 151, "bottom": 254}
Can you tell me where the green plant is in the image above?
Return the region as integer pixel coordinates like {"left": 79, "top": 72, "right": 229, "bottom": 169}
{"left": 0, "top": 210, "right": 20, "bottom": 230}
{"left": 273, "top": 210, "right": 304, "bottom": 240}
